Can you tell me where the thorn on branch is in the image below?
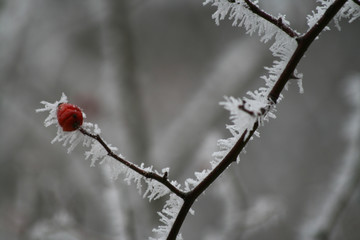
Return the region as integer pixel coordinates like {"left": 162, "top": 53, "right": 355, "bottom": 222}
{"left": 163, "top": 171, "right": 168, "bottom": 180}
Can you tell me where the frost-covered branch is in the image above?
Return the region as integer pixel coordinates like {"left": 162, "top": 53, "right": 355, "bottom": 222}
{"left": 227, "top": 0, "right": 299, "bottom": 38}
{"left": 36, "top": 93, "right": 186, "bottom": 204}
{"left": 36, "top": 0, "right": 360, "bottom": 239}
{"left": 36, "top": 92, "right": 187, "bottom": 240}
{"left": 78, "top": 127, "right": 186, "bottom": 199}
{"left": 167, "top": 0, "right": 350, "bottom": 239}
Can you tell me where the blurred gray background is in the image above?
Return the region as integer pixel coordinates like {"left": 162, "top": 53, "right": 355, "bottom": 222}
{"left": 0, "top": 0, "right": 359, "bottom": 239}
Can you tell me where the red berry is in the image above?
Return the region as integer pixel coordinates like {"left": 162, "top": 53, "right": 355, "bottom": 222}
{"left": 57, "top": 103, "right": 83, "bottom": 131}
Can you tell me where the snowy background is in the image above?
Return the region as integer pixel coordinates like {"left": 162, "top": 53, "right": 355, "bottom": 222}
{"left": 0, "top": 0, "right": 360, "bottom": 239}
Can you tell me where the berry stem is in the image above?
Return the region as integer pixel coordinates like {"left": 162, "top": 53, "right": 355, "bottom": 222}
{"left": 78, "top": 127, "right": 187, "bottom": 199}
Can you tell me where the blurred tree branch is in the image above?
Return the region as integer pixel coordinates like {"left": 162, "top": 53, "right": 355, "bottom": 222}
{"left": 0, "top": 0, "right": 32, "bottom": 86}
{"left": 93, "top": 0, "right": 149, "bottom": 162}
{"left": 301, "top": 76, "right": 360, "bottom": 240}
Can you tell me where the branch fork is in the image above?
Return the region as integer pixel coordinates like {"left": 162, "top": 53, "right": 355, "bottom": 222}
{"left": 37, "top": 0, "right": 356, "bottom": 239}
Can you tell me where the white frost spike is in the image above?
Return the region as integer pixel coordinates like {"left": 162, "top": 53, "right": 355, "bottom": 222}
{"left": 343, "top": 1, "right": 360, "bottom": 23}
{"left": 204, "top": 0, "right": 233, "bottom": 26}
{"left": 35, "top": 92, "right": 68, "bottom": 128}
{"left": 124, "top": 168, "right": 143, "bottom": 194}
{"left": 150, "top": 194, "right": 184, "bottom": 240}
{"left": 143, "top": 179, "right": 170, "bottom": 202}
{"left": 143, "top": 168, "right": 179, "bottom": 201}
{"left": 205, "top": 0, "right": 300, "bottom": 99}
{"left": 93, "top": 123, "right": 101, "bottom": 135}
{"left": 65, "top": 131, "right": 84, "bottom": 153}
{"left": 236, "top": 155, "right": 241, "bottom": 164}
{"left": 307, "top": 0, "right": 360, "bottom": 31}
{"left": 85, "top": 141, "right": 106, "bottom": 167}
{"left": 307, "top": 0, "right": 334, "bottom": 29}
{"left": 297, "top": 79, "right": 304, "bottom": 94}
{"left": 334, "top": 1, "right": 360, "bottom": 30}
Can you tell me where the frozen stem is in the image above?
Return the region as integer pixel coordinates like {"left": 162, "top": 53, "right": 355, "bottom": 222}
{"left": 78, "top": 127, "right": 187, "bottom": 199}
{"left": 228, "top": 0, "right": 299, "bottom": 38}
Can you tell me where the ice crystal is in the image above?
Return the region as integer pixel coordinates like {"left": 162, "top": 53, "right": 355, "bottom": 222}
{"left": 204, "top": 0, "right": 300, "bottom": 96}
{"left": 307, "top": 0, "right": 360, "bottom": 31}
{"left": 183, "top": 94, "right": 276, "bottom": 192}
{"left": 334, "top": 1, "right": 360, "bottom": 29}
{"left": 213, "top": 95, "right": 276, "bottom": 162}
{"left": 150, "top": 194, "right": 184, "bottom": 240}
{"left": 204, "top": 0, "right": 298, "bottom": 55}
{"left": 35, "top": 92, "right": 68, "bottom": 128}
{"left": 307, "top": 0, "right": 334, "bottom": 30}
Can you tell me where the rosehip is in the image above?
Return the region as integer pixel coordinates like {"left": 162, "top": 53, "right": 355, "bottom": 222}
{"left": 57, "top": 103, "right": 83, "bottom": 131}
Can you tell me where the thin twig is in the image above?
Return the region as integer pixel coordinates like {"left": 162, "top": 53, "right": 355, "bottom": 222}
{"left": 78, "top": 127, "right": 187, "bottom": 199}
{"left": 228, "top": 0, "right": 299, "bottom": 38}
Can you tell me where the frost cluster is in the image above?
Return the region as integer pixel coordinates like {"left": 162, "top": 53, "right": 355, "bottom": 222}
{"left": 204, "top": 0, "right": 301, "bottom": 97}
{"left": 150, "top": 194, "right": 184, "bottom": 240}
{"left": 184, "top": 95, "right": 276, "bottom": 192}
{"left": 307, "top": 0, "right": 360, "bottom": 30}
{"left": 36, "top": 93, "right": 183, "bottom": 239}
{"left": 306, "top": 0, "right": 335, "bottom": 30}
{"left": 335, "top": 1, "right": 360, "bottom": 28}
